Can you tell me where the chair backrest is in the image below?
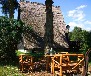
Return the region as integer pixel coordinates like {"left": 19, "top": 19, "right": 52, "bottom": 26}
{"left": 19, "top": 54, "right": 33, "bottom": 64}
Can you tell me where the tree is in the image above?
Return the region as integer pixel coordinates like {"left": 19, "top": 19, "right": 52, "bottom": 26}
{"left": 69, "top": 26, "right": 91, "bottom": 53}
{"left": 70, "top": 27, "right": 82, "bottom": 41}
{"left": 0, "top": 0, "right": 18, "bottom": 18}
{"left": 0, "top": 16, "right": 32, "bottom": 62}
{"left": 86, "top": 31, "right": 91, "bottom": 50}
{"left": 44, "top": 0, "right": 54, "bottom": 52}
{"left": 20, "top": 0, "right": 26, "bottom": 1}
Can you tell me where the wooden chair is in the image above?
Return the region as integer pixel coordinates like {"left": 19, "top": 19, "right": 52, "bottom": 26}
{"left": 19, "top": 54, "right": 33, "bottom": 72}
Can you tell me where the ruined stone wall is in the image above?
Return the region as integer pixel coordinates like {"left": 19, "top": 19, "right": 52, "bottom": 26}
{"left": 19, "top": 1, "right": 69, "bottom": 49}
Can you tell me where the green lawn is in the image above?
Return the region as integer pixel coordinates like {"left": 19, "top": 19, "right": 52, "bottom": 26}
{"left": 0, "top": 65, "right": 25, "bottom": 76}
{"left": 16, "top": 50, "right": 44, "bottom": 57}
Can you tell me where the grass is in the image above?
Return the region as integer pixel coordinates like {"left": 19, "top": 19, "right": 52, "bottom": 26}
{"left": 0, "top": 59, "right": 26, "bottom": 76}
{"left": 16, "top": 50, "right": 44, "bottom": 57}
{"left": 0, "top": 65, "right": 26, "bottom": 76}
{"left": 0, "top": 50, "right": 44, "bottom": 76}
{"left": 89, "top": 62, "right": 91, "bottom": 66}
{"left": 16, "top": 51, "right": 25, "bottom": 56}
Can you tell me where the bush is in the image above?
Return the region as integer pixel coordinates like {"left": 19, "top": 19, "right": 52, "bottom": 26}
{"left": 0, "top": 16, "right": 32, "bottom": 63}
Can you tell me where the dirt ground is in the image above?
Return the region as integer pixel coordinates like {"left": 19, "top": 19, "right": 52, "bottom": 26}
{"left": 21, "top": 67, "right": 91, "bottom": 76}
{"left": 23, "top": 71, "right": 53, "bottom": 76}
{"left": 20, "top": 62, "right": 91, "bottom": 76}
{"left": 22, "top": 71, "right": 91, "bottom": 76}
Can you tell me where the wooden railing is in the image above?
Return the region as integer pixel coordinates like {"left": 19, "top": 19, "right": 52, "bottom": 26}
{"left": 18, "top": 52, "right": 85, "bottom": 75}
{"left": 45, "top": 52, "right": 85, "bottom": 76}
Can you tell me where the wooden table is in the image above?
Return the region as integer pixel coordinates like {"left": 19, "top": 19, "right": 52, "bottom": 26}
{"left": 45, "top": 52, "right": 84, "bottom": 76}
{"left": 45, "top": 52, "right": 69, "bottom": 74}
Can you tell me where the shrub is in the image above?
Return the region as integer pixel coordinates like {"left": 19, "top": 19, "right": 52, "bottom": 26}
{"left": 0, "top": 16, "right": 32, "bottom": 63}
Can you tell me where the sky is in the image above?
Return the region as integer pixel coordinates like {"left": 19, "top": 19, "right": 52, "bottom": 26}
{"left": 0, "top": 0, "right": 91, "bottom": 31}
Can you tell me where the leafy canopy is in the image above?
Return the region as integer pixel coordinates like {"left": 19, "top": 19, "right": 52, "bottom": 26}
{"left": 69, "top": 26, "right": 91, "bottom": 53}
{"left": 0, "top": 0, "right": 18, "bottom": 18}
{"left": 0, "top": 16, "right": 32, "bottom": 61}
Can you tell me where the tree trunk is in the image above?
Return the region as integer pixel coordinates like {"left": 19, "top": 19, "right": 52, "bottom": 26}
{"left": 8, "top": 0, "right": 14, "bottom": 18}
{"left": 44, "top": 0, "right": 54, "bottom": 52}
{"left": 18, "top": 3, "right": 20, "bottom": 20}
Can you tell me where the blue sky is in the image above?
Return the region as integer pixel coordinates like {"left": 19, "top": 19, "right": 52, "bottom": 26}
{"left": 0, "top": 0, "right": 91, "bottom": 31}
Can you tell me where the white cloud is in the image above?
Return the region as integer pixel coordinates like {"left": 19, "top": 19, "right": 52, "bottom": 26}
{"left": 84, "top": 21, "right": 91, "bottom": 25}
{"left": 68, "top": 22, "right": 78, "bottom": 27}
{"left": 68, "top": 22, "right": 83, "bottom": 28}
{"left": 68, "top": 21, "right": 91, "bottom": 31}
{"left": 68, "top": 10, "right": 76, "bottom": 17}
{"left": 76, "top": 5, "right": 87, "bottom": 10}
{"left": 85, "top": 27, "right": 91, "bottom": 31}
{"left": 68, "top": 6, "right": 86, "bottom": 21}
{"left": 67, "top": 5, "right": 91, "bottom": 31}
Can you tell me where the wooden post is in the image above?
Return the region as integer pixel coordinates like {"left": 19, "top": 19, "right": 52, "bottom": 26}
{"left": 60, "top": 54, "right": 63, "bottom": 76}
{"left": 31, "top": 56, "right": 33, "bottom": 72}
{"left": 46, "top": 56, "right": 49, "bottom": 71}
{"left": 21, "top": 55, "right": 23, "bottom": 72}
{"left": 51, "top": 57, "right": 54, "bottom": 75}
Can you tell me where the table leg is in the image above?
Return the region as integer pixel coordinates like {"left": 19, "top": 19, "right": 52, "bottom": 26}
{"left": 60, "top": 55, "right": 62, "bottom": 76}
{"left": 51, "top": 57, "right": 54, "bottom": 74}
{"left": 46, "top": 57, "right": 49, "bottom": 71}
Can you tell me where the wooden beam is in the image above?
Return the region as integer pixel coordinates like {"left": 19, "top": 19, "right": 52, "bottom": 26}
{"left": 72, "top": 58, "right": 84, "bottom": 69}
{"left": 60, "top": 54, "right": 63, "bottom": 76}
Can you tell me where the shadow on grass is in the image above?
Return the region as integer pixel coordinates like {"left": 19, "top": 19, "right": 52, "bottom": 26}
{"left": 0, "top": 57, "right": 26, "bottom": 76}
{"left": 0, "top": 56, "right": 19, "bottom": 66}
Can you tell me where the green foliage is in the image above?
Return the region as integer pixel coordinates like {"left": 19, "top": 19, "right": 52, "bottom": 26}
{"left": 70, "top": 27, "right": 82, "bottom": 41}
{"left": 0, "top": 0, "right": 18, "bottom": 18}
{"left": 69, "top": 26, "right": 91, "bottom": 53}
{"left": 0, "top": 16, "right": 32, "bottom": 62}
